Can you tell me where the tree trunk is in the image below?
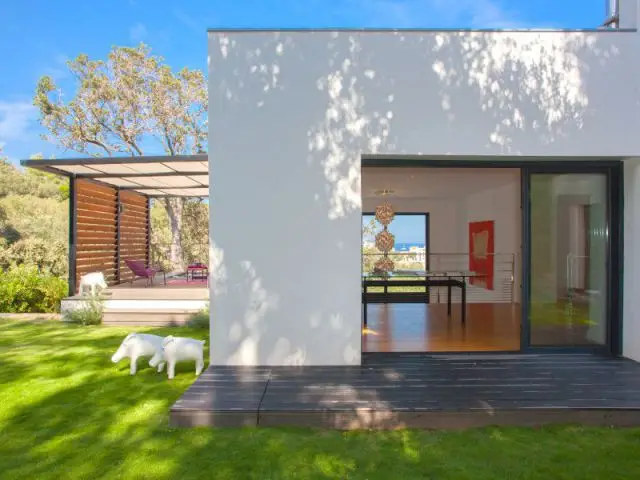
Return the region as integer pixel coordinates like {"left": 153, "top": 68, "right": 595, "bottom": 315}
{"left": 163, "top": 198, "right": 185, "bottom": 272}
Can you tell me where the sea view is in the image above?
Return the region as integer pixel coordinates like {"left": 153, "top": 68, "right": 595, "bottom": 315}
{"left": 394, "top": 242, "right": 426, "bottom": 251}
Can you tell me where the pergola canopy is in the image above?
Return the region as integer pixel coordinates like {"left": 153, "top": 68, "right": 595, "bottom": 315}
{"left": 20, "top": 154, "right": 209, "bottom": 198}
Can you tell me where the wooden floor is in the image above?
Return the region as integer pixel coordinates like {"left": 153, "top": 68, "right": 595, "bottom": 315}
{"left": 363, "top": 303, "right": 520, "bottom": 353}
{"left": 170, "top": 353, "right": 640, "bottom": 429}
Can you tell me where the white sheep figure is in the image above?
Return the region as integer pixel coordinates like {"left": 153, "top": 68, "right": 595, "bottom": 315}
{"left": 149, "top": 335, "right": 205, "bottom": 380}
{"left": 111, "top": 333, "right": 166, "bottom": 375}
{"left": 79, "top": 272, "right": 107, "bottom": 296}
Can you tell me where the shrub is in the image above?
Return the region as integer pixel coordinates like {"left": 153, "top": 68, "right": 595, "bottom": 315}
{"left": 0, "top": 265, "right": 68, "bottom": 313}
{"left": 63, "top": 295, "right": 104, "bottom": 326}
{"left": 187, "top": 304, "right": 209, "bottom": 329}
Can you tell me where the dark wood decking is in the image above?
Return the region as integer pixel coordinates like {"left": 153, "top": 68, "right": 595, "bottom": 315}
{"left": 170, "top": 354, "right": 640, "bottom": 429}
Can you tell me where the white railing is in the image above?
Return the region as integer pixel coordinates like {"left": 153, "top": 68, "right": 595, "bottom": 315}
{"left": 427, "top": 252, "right": 517, "bottom": 304}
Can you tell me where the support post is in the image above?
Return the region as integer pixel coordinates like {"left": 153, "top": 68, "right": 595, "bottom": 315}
{"left": 115, "top": 188, "right": 121, "bottom": 284}
{"left": 68, "top": 176, "right": 78, "bottom": 296}
{"left": 146, "top": 197, "right": 151, "bottom": 267}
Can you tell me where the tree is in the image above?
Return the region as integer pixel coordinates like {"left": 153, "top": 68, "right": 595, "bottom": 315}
{"left": 0, "top": 147, "right": 68, "bottom": 277}
{"left": 33, "top": 43, "right": 208, "bottom": 271}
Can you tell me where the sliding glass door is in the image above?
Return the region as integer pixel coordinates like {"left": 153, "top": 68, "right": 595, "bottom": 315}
{"left": 525, "top": 169, "right": 616, "bottom": 351}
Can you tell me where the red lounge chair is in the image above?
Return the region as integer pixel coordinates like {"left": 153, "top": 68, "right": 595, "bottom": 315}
{"left": 124, "top": 259, "right": 166, "bottom": 286}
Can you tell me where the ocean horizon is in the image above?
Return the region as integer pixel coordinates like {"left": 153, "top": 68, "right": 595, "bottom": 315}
{"left": 394, "top": 242, "right": 426, "bottom": 251}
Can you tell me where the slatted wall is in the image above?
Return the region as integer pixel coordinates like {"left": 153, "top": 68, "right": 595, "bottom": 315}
{"left": 72, "top": 178, "right": 149, "bottom": 292}
{"left": 118, "top": 191, "right": 150, "bottom": 283}
{"left": 75, "top": 179, "right": 118, "bottom": 287}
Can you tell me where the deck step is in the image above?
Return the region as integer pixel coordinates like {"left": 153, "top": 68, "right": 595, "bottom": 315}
{"left": 102, "top": 310, "right": 202, "bottom": 326}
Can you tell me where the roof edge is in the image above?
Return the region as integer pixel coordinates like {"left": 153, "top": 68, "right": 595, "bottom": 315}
{"left": 207, "top": 27, "right": 638, "bottom": 34}
{"left": 20, "top": 154, "right": 208, "bottom": 168}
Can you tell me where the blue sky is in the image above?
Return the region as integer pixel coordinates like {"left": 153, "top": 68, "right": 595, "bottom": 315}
{"left": 363, "top": 214, "right": 427, "bottom": 244}
{"left": 0, "top": 0, "right": 607, "bottom": 164}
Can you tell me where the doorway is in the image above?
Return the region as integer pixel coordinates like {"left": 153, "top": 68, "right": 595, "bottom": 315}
{"left": 361, "top": 166, "right": 521, "bottom": 352}
{"left": 361, "top": 159, "right": 622, "bottom": 355}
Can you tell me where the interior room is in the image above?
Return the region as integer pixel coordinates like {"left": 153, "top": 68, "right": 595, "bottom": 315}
{"left": 361, "top": 166, "right": 522, "bottom": 352}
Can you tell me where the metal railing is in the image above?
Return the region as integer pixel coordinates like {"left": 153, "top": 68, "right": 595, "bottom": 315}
{"left": 362, "top": 251, "right": 518, "bottom": 303}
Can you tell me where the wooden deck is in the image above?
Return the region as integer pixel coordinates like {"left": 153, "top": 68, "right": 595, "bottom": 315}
{"left": 170, "top": 353, "right": 640, "bottom": 429}
{"left": 61, "top": 275, "right": 208, "bottom": 326}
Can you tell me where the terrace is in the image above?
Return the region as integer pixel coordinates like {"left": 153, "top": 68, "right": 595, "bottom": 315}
{"left": 21, "top": 155, "right": 210, "bottom": 325}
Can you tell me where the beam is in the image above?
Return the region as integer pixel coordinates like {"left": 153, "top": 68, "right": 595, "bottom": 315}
{"left": 79, "top": 171, "right": 208, "bottom": 179}
{"left": 118, "top": 185, "right": 209, "bottom": 191}
{"left": 21, "top": 154, "right": 207, "bottom": 167}
{"left": 115, "top": 188, "right": 121, "bottom": 284}
{"left": 146, "top": 197, "right": 151, "bottom": 267}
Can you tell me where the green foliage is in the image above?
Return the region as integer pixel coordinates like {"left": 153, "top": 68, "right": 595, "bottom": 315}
{"left": 0, "top": 237, "right": 68, "bottom": 277}
{"left": 0, "top": 157, "right": 68, "bottom": 201}
{"left": 186, "top": 303, "right": 209, "bottom": 329}
{"left": 0, "top": 265, "right": 68, "bottom": 313}
{"left": 150, "top": 198, "right": 208, "bottom": 271}
{"left": 62, "top": 296, "right": 104, "bottom": 326}
{"left": 0, "top": 154, "right": 68, "bottom": 279}
{"left": 0, "top": 194, "right": 68, "bottom": 277}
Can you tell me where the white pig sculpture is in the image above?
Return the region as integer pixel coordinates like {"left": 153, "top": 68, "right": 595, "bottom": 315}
{"left": 111, "top": 333, "right": 166, "bottom": 375}
{"left": 149, "top": 335, "right": 205, "bottom": 380}
{"left": 78, "top": 272, "right": 108, "bottom": 296}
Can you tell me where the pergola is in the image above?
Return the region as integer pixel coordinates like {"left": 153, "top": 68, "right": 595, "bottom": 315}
{"left": 20, "top": 155, "right": 209, "bottom": 295}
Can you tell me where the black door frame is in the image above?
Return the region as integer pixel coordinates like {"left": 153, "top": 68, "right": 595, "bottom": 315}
{"left": 521, "top": 163, "right": 623, "bottom": 355}
{"left": 362, "top": 157, "right": 624, "bottom": 355}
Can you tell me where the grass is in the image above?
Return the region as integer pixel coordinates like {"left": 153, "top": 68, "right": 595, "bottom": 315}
{"left": 1, "top": 320, "right": 640, "bottom": 479}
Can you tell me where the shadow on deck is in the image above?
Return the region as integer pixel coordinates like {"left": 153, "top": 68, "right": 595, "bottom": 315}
{"left": 170, "top": 353, "right": 640, "bottom": 430}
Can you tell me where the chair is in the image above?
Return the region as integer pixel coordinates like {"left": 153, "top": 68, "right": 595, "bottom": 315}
{"left": 124, "top": 259, "right": 166, "bottom": 287}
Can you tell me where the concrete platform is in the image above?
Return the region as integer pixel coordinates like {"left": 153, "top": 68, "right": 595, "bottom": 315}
{"left": 60, "top": 277, "right": 208, "bottom": 326}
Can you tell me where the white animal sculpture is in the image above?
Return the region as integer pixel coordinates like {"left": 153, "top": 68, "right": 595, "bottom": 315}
{"left": 149, "top": 335, "right": 205, "bottom": 380}
{"left": 79, "top": 272, "right": 107, "bottom": 296}
{"left": 111, "top": 333, "right": 166, "bottom": 375}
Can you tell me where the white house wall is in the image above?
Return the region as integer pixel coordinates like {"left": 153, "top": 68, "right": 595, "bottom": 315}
{"left": 208, "top": 28, "right": 640, "bottom": 366}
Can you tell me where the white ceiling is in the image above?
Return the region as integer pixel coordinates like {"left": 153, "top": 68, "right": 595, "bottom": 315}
{"left": 362, "top": 167, "right": 520, "bottom": 199}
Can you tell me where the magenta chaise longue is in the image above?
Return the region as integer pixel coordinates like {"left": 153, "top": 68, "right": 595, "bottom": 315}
{"left": 123, "top": 259, "right": 166, "bottom": 286}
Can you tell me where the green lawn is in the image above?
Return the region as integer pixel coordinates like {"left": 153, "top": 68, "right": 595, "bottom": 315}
{"left": 1, "top": 320, "right": 640, "bottom": 479}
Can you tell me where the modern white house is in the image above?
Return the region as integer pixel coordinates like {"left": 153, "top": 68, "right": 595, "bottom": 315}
{"left": 207, "top": 0, "right": 640, "bottom": 366}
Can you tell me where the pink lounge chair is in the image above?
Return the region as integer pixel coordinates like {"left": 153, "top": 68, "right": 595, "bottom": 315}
{"left": 124, "top": 259, "right": 166, "bottom": 286}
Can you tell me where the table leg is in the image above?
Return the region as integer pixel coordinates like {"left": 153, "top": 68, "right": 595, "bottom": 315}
{"left": 461, "top": 281, "right": 466, "bottom": 326}
{"left": 447, "top": 284, "right": 452, "bottom": 316}
{"left": 363, "top": 297, "right": 368, "bottom": 327}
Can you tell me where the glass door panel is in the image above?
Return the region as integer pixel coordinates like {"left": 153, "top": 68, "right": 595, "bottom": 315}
{"left": 529, "top": 173, "right": 608, "bottom": 347}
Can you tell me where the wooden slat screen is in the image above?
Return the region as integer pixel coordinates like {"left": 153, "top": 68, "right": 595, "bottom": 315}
{"left": 118, "top": 191, "right": 149, "bottom": 283}
{"left": 73, "top": 179, "right": 149, "bottom": 289}
{"left": 75, "top": 179, "right": 117, "bottom": 287}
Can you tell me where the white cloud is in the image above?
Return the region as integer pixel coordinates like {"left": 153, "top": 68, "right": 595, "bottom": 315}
{"left": 130, "top": 22, "right": 148, "bottom": 42}
{"left": 0, "top": 101, "right": 37, "bottom": 143}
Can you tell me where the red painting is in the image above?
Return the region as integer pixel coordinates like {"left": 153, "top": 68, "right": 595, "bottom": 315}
{"left": 468, "top": 220, "right": 494, "bottom": 290}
